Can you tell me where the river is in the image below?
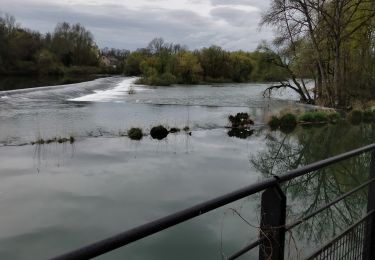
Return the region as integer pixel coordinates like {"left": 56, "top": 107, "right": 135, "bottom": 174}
{"left": 0, "top": 76, "right": 372, "bottom": 259}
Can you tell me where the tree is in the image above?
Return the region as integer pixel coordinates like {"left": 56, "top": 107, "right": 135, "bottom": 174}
{"left": 51, "top": 22, "right": 98, "bottom": 67}
{"left": 263, "top": 0, "right": 375, "bottom": 107}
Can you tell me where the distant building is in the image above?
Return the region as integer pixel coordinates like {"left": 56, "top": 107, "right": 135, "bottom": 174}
{"left": 100, "top": 56, "right": 120, "bottom": 69}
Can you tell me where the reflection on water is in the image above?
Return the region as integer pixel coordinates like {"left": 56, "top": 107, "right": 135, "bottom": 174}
{"left": 251, "top": 123, "right": 375, "bottom": 257}
{"left": 227, "top": 128, "right": 255, "bottom": 139}
{"left": 0, "top": 76, "right": 373, "bottom": 259}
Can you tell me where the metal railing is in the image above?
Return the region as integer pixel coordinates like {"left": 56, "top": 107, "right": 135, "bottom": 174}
{"left": 52, "top": 143, "right": 375, "bottom": 260}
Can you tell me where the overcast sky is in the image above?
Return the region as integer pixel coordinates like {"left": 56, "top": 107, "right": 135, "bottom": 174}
{"left": 1, "top": 0, "right": 273, "bottom": 51}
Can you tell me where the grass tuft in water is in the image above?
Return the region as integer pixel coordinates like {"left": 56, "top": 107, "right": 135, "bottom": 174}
{"left": 279, "top": 113, "right": 297, "bottom": 132}
{"left": 150, "top": 125, "right": 169, "bottom": 140}
{"left": 268, "top": 116, "right": 280, "bottom": 130}
{"left": 169, "top": 127, "right": 181, "bottom": 133}
{"left": 347, "top": 110, "right": 363, "bottom": 125}
{"left": 127, "top": 128, "right": 143, "bottom": 140}
{"left": 228, "top": 112, "right": 254, "bottom": 128}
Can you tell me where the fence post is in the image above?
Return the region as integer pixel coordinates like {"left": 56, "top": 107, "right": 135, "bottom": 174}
{"left": 259, "top": 184, "right": 286, "bottom": 260}
{"left": 364, "top": 150, "right": 375, "bottom": 260}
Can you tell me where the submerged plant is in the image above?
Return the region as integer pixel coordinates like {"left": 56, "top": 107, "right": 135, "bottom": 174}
{"left": 363, "top": 110, "right": 375, "bottom": 123}
{"left": 169, "top": 127, "right": 181, "bottom": 133}
{"left": 228, "top": 112, "right": 254, "bottom": 128}
{"left": 227, "top": 128, "right": 254, "bottom": 139}
{"left": 150, "top": 125, "right": 169, "bottom": 140}
{"left": 279, "top": 113, "right": 297, "bottom": 132}
{"left": 268, "top": 116, "right": 280, "bottom": 130}
{"left": 347, "top": 110, "right": 363, "bottom": 125}
{"left": 299, "top": 111, "right": 329, "bottom": 124}
{"left": 128, "top": 128, "right": 143, "bottom": 140}
{"left": 327, "top": 112, "right": 341, "bottom": 124}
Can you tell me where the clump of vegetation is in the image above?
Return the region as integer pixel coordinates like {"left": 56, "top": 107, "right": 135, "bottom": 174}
{"left": 279, "top": 113, "right": 298, "bottom": 132}
{"left": 299, "top": 111, "right": 329, "bottom": 124}
{"left": 31, "top": 136, "right": 75, "bottom": 145}
{"left": 327, "top": 112, "right": 341, "bottom": 124}
{"left": 227, "top": 128, "right": 254, "bottom": 139}
{"left": 228, "top": 112, "right": 254, "bottom": 128}
{"left": 127, "top": 128, "right": 143, "bottom": 140}
{"left": 57, "top": 137, "right": 68, "bottom": 143}
{"left": 268, "top": 116, "right": 280, "bottom": 130}
{"left": 363, "top": 110, "right": 375, "bottom": 123}
{"left": 150, "top": 125, "right": 169, "bottom": 140}
{"left": 169, "top": 127, "right": 180, "bottom": 133}
{"left": 183, "top": 126, "right": 190, "bottom": 132}
{"left": 34, "top": 139, "right": 45, "bottom": 145}
{"left": 347, "top": 110, "right": 363, "bottom": 125}
{"left": 127, "top": 87, "right": 136, "bottom": 95}
{"left": 46, "top": 138, "right": 56, "bottom": 144}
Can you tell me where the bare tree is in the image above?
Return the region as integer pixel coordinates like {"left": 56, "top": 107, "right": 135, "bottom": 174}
{"left": 262, "top": 0, "right": 375, "bottom": 107}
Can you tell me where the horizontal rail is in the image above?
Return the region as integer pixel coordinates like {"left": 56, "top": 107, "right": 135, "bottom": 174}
{"left": 227, "top": 237, "right": 265, "bottom": 260}
{"left": 286, "top": 178, "right": 375, "bottom": 231}
{"left": 305, "top": 210, "right": 375, "bottom": 259}
{"left": 52, "top": 143, "right": 375, "bottom": 260}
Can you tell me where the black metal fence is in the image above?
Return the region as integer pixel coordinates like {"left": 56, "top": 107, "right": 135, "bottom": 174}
{"left": 51, "top": 143, "right": 375, "bottom": 260}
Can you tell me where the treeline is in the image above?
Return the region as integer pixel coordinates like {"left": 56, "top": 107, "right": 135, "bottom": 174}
{"left": 0, "top": 13, "right": 288, "bottom": 83}
{"left": 0, "top": 14, "right": 125, "bottom": 75}
{"left": 124, "top": 38, "right": 288, "bottom": 85}
{"left": 262, "top": 0, "right": 375, "bottom": 107}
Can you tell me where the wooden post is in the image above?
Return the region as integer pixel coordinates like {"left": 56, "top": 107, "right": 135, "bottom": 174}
{"left": 259, "top": 185, "right": 286, "bottom": 260}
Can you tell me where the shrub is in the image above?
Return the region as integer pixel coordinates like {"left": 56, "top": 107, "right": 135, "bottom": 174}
{"left": 363, "top": 110, "right": 375, "bottom": 123}
{"left": 150, "top": 125, "right": 169, "bottom": 140}
{"left": 312, "top": 111, "right": 329, "bottom": 123}
{"left": 128, "top": 128, "right": 143, "bottom": 140}
{"left": 279, "top": 113, "right": 297, "bottom": 132}
{"left": 228, "top": 112, "right": 254, "bottom": 128}
{"left": 268, "top": 116, "right": 280, "bottom": 130}
{"left": 327, "top": 112, "right": 341, "bottom": 124}
{"left": 299, "top": 111, "right": 329, "bottom": 123}
{"left": 169, "top": 127, "right": 180, "bottom": 133}
{"left": 347, "top": 110, "right": 363, "bottom": 125}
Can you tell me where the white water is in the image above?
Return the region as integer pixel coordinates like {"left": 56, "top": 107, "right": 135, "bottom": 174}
{"left": 69, "top": 77, "right": 143, "bottom": 102}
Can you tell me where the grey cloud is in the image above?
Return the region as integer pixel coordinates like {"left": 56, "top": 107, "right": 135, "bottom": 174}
{"left": 210, "top": 7, "right": 259, "bottom": 27}
{"left": 210, "top": 0, "right": 270, "bottom": 10}
{"left": 0, "top": 0, "right": 273, "bottom": 50}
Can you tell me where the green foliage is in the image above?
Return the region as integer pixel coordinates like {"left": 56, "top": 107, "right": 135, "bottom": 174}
{"left": 127, "top": 128, "right": 143, "bottom": 140}
{"left": 299, "top": 111, "right": 329, "bottom": 123}
{"left": 327, "top": 112, "right": 341, "bottom": 124}
{"left": 50, "top": 22, "right": 99, "bottom": 67}
{"left": 0, "top": 14, "right": 105, "bottom": 76}
{"left": 279, "top": 113, "right": 298, "bottom": 132}
{"left": 150, "top": 125, "right": 169, "bottom": 140}
{"left": 36, "top": 49, "right": 65, "bottom": 75}
{"left": 268, "top": 116, "right": 280, "bottom": 130}
{"left": 169, "top": 127, "right": 180, "bottom": 133}
{"left": 127, "top": 38, "right": 289, "bottom": 85}
{"left": 363, "top": 110, "right": 375, "bottom": 123}
{"left": 347, "top": 110, "right": 363, "bottom": 125}
{"left": 228, "top": 112, "right": 254, "bottom": 128}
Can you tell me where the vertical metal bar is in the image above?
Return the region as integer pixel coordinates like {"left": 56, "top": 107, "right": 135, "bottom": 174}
{"left": 364, "top": 151, "right": 375, "bottom": 260}
{"left": 259, "top": 184, "right": 286, "bottom": 260}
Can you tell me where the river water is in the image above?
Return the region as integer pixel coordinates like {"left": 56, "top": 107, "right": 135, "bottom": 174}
{"left": 0, "top": 77, "right": 372, "bottom": 259}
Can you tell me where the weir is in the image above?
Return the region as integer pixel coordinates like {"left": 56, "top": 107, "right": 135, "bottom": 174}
{"left": 52, "top": 144, "right": 375, "bottom": 260}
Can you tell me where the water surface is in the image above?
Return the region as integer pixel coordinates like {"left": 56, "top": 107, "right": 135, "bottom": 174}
{"left": 0, "top": 77, "right": 371, "bottom": 259}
